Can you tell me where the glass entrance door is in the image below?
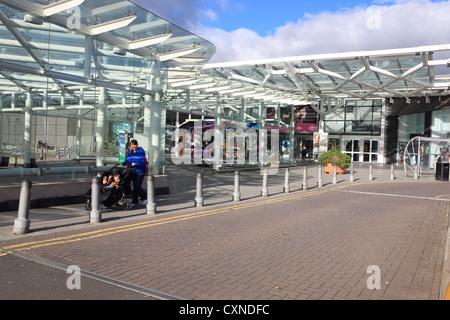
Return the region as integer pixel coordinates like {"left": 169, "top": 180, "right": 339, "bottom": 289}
{"left": 345, "top": 139, "right": 360, "bottom": 161}
{"left": 346, "top": 139, "right": 379, "bottom": 162}
{"left": 363, "top": 140, "right": 378, "bottom": 163}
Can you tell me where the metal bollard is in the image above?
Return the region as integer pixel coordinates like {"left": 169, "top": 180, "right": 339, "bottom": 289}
{"left": 369, "top": 163, "right": 373, "bottom": 180}
{"left": 90, "top": 177, "right": 102, "bottom": 223}
{"left": 146, "top": 175, "right": 157, "bottom": 214}
{"left": 332, "top": 165, "right": 337, "bottom": 184}
{"left": 261, "top": 168, "right": 268, "bottom": 197}
{"left": 390, "top": 163, "right": 395, "bottom": 180}
{"left": 349, "top": 163, "right": 354, "bottom": 182}
{"left": 233, "top": 170, "right": 241, "bottom": 201}
{"left": 302, "top": 166, "right": 308, "bottom": 190}
{"left": 195, "top": 173, "right": 204, "bottom": 207}
{"left": 317, "top": 165, "right": 323, "bottom": 188}
{"left": 13, "top": 180, "right": 32, "bottom": 234}
{"left": 283, "top": 168, "right": 290, "bottom": 193}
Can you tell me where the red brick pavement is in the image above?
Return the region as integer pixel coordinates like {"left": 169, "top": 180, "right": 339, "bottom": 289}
{"left": 1, "top": 180, "right": 449, "bottom": 300}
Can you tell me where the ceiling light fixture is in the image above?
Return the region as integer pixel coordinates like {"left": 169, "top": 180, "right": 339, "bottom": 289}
{"left": 90, "top": 15, "right": 137, "bottom": 35}
{"left": 159, "top": 47, "right": 201, "bottom": 62}
{"left": 128, "top": 33, "right": 172, "bottom": 50}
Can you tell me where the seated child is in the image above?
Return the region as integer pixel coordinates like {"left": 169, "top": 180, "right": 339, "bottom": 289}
{"left": 105, "top": 173, "right": 121, "bottom": 190}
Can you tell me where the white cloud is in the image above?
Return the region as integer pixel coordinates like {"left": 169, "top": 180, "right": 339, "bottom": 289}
{"left": 132, "top": 0, "right": 450, "bottom": 64}
{"left": 196, "top": 0, "right": 450, "bottom": 63}
{"left": 201, "top": 9, "right": 218, "bottom": 21}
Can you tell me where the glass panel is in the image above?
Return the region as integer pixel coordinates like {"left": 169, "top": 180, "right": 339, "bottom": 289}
{"left": 346, "top": 120, "right": 373, "bottom": 135}
{"left": 353, "top": 140, "right": 360, "bottom": 152}
{"left": 345, "top": 140, "right": 352, "bottom": 151}
{"left": 324, "top": 121, "right": 345, "bottom": 134}
{"left": 371, "top": 140, "right": 379, "bottom": 152}
{"left": 364, "top": 140, "right": 370, "bottom": 153}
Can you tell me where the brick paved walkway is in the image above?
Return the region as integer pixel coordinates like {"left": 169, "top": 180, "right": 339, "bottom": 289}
{"left": 1, "top": 179, "right": 449, "bottom": 300}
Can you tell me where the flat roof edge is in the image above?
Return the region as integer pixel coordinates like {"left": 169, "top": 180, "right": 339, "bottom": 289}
{"left": 203, "top": 44, "right": 450, "bottom": 69}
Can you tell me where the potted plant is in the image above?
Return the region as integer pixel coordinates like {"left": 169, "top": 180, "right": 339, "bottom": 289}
{"left": 318, "top": 147, "right": 351, "bottom": 174}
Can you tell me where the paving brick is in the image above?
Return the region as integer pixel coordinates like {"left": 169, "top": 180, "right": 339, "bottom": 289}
{"left": 1, "top": 165, "right": 449, "bottom": 300}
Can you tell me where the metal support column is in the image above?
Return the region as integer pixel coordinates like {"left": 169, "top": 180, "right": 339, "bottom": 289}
{"left": 213, "top": 95, "right": 223, "bottom": 170}
{"left": 23, "top": 92, "right": 32, "bottom": 167}
{"left": 95, "top": 88, "right": 106, "bottom": 167}
{"left": 148, "top": 61, "right": 163, "bottom": 175}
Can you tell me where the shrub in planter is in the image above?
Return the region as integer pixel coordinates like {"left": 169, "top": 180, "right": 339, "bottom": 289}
{"left": 318, "top": 147, "right": 351, "bottom": 173}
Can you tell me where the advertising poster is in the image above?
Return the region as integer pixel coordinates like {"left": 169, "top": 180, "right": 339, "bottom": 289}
{"left": 313, "top": 132, "right": 328, "bottom": 155}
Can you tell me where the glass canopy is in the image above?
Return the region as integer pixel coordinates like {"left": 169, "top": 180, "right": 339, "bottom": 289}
{"left": 1, "top": 0, "right": 450, "bottom": 182}
{"left": 167, "top": 45, "right": 450, "bottom": 118}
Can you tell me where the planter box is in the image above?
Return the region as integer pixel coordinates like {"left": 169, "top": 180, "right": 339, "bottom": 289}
{"left": 324, "top": 162, "right": 345, "bottom": 174}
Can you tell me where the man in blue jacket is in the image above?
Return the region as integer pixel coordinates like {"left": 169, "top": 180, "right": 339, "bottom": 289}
{"left": 122, "top": 139, "right": 147, "bottom": 207}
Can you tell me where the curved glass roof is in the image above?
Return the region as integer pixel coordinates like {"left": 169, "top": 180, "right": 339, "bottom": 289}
{"left": 0, "top": 0, "right": 215, "bottom": 106}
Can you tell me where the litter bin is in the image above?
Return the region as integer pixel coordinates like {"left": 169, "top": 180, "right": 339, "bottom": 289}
{"left": 435, "top": 162, "right": 449, "bottom": 181}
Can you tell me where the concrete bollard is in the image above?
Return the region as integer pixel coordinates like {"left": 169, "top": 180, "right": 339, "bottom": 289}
{"left": 349, "top": 163, "right": 354, "bottom": 182}
{"left": 146, "top": 175, "right": 157, "bottom": 214}
{"left": 195, "top": 173, "right": 204, "bottom": 207}
{"left": 390, "top": 163, "right": 395, "bottom": 180}
{"left": 332, "top": 165, "right": 337, "bottom": 184}
{"left": 89, "top": 177, "right": 102, "bottom": 223}
{"left": 369, "top": 163, "right": 373, "bottom": 181}
{"left": 233, "top": 170, "right": 241, "bottom": 201}
{"left": 283, "top": 168, "right": 290, "bottom": 193}
{"left": 302, "top": 166, "right": 308, "bottom": 190}
{"left": 261, "top": 168, "right": 268, "bottom": 197}
{"left": 317, "top": 165, "right": 323, "bottom": 188}
{"left": 13, "top": 180, "right": 32, "bottom": 234}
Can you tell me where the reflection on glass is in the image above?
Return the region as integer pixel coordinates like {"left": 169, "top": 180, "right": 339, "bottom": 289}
{"left": 353, "top": 140, "right": 359, "bottom": 152}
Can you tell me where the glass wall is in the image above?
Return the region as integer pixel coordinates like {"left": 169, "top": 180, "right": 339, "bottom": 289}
{"left": 323, "top": 99, "right": 382, "bottom": 135}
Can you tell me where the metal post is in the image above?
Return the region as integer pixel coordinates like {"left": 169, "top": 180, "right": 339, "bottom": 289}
{"left": 317, "top": 165, "right": 323, "bottom": 188}
{"left": 261, "top": 168, "right": 268, "bottom": 197}
{"left": 349, "top": 163, "right": 354, "bottom": 182}
{"left": 283, "top": 168, "right": 290, "bottom": 193}
{"left": 369, "top": 163, "right": 373, "bottom": 181}
{"left": 146, "top": 175, "right": 157, "bottom": 214}
{"left": 90, "top": 177, "right": 102, "bottom": 223}
{"left": 302, "top": 166, "right": 308, "bottom": 190}
{"left": 390, "top": 163, "right": 395, "bottom": 180}
{"left": 332, "top": 165, "right": 337, "bottom": 184}
{"left": 13, "top": 180, "right": 32, "bottom": 234}
{"left": 195, "top": 173, "right": 204, "bottom": 207}
{"left": 233, "top": 170, "right": 241, "bottom": 201}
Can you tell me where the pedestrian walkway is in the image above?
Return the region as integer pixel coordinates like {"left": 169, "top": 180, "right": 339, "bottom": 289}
{"left": 0, "top": 162, "right": 415, "bottom": 235}
{"left": 0, "top": 161, "right": 449, "bottom": 300}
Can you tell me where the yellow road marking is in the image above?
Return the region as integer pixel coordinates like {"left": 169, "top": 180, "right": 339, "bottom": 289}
{"left": 1, "top": 189, "right": 329, "bottom": 253}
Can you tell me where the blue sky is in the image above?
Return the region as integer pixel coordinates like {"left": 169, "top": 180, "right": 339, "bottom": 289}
{"left": 198, "top": 0, "right": 378, "bottom": 35}
{"left": 133, "top": 0, "right": 450, "bottom": 63}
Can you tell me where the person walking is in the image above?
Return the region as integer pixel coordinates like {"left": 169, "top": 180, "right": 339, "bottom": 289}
{"left": 301, "top": 146, "right": 308, "bottom": 161}
{"left": 122, "top": 139, "right": 147, "bottom": 207}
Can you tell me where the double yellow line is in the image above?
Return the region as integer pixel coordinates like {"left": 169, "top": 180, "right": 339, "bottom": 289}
{"left": 0, "top": 189, "right": 329, "bottom": 255}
